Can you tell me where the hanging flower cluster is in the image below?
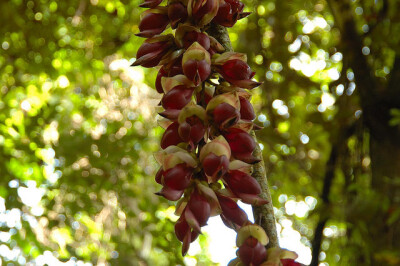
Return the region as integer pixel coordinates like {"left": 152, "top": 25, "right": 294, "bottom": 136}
{"left": 133, "top": 0, "right": 300, "bottom": 265}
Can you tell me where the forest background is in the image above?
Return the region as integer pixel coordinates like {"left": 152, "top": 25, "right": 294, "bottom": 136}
{"left": 1, "top": 0, "right": 400, "bottom": 265}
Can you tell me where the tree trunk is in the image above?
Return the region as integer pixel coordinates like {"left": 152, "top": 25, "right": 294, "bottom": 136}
{"left": 368, "top": 120, "right": 400, "bottom": 262}
{"left": 327, "top": 0, "right": 400, "bottom": 263}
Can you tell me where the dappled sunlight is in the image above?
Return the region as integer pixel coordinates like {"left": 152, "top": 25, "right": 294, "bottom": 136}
{"left": 0, "top": 22, "right": 171, "bottom": 262}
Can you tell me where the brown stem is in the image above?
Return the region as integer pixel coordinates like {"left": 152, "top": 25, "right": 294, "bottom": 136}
{"left": 310, "top": 123, "right": 355, "bottom": 266}
{"left": 251, "top": 132, "right": 280, "bottom": 248}
{"left": 207, "top": 23, "right": 279, "bottom": 248}
{"left": 310, "top": 144, "right": 339, "bottom": 266}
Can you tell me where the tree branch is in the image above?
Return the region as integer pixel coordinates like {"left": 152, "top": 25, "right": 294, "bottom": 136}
{"left": 327, "top": 0, "right": 379, "bottom": 112}
{"left": 387, "top": 56, "right": 400, "bottom": 101}
{"left": 310, "top": 123, "right": 356, "bottom": 266}
{"left": 207, "top": 23, "right": 279, "bottom": 248}
{"left": 310, "top": 144, "right": 338, "bottom": 266}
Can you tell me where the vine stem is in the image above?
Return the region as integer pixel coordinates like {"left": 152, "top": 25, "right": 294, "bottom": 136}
{"left": 206, "top": 23, "right": 279, "bottom": 248}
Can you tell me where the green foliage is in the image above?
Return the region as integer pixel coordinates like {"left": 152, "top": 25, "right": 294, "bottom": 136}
{"left": 0, "top": 0, "right": 211, "bottom": 264}
{"left": 389, "top": 109, "right": 400, "bottom": 126}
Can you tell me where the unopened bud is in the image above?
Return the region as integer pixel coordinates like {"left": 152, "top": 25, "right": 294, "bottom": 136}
{"left": 213, "top": 0, "right": 249, "bottom": 27}
{"left": 136, "top": 8, "right": 170, "bottom": 38}
{"left": 224, "top": 170, "right": 268, "bottom": 205}
{"left": 224, "top": 128, "right": 260, "bottom": 164}
{"left": 132, "top": 35, "right": 173, "bottom": 68}
{"left": 182, "top": 42, "right": 211, "bottom": 86}
{"left": 161, "top": 85, "right": 194, "bottom": 110}
{"left": 188, "top": 0, "right": 219, "bottom": 27}
{"left": 238, "top": 237, "right": 267, "bottom": 266}
{"left": 168, "top": 1, "right": 188, "bottom": 28}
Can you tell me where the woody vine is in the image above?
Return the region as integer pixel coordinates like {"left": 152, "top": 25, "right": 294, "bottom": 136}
{"left": 133, "top": 0, "right": 301, "bottom": 264}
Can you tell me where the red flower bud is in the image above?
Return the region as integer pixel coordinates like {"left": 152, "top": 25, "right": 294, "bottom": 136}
{"left": 139, "top": 0, "right": 163, "bottom": 8}
{"left": 188, "top": 0, "right": 219, "bottom": 27}
{"left": 213, "top": 0, "right": 249, "bottom": 27}
{"left": 168, "top": 2, "right": 188, "bottom": 29}
{"left": 220, "top": 59, "right": 262, "bottom": 89}
{"left": 137, "top": 8, "right": 170, "bottom": 38}
{"left": 199, "top": 136, "right": 231, "bottom": 182}
{"left": 177, "top": 103, "right": 207, "bottom": 146}
{"left": 183, "top": 59, "right": 211, "bottom": 86}
{"left": 206, "top": 92, "right": 240, "bottom": 129}
{"left": 175, "top": 215, "right": 199, "bottom": 242}
{"left": 224, "top": 170, "right": 268, "bottom": 205}
{"left": 238, "top": 237, "right": 267, "bottom": 266}
{"left": 183, "top": 31, "right": 211, "bottom": 50}
{"left": 161, "top": 122, "right": 184, "bottom": 149}
{"left": 239, "top": 96, "right": 256, "bottom": 121}
{"left": 156, "top": 60, "right": 184, "bottom": 93}
{"left": 132, "top": 35, "right": 173, "bottom": 68}
{"left": 202, "top": 153, "right": 229, "bottom": 181}
{"left": 224, "top": 170, "right": 260, "bottom": 195}
{"left": 163, "top": 163, "right": 193, "bottom": 190}
{"left": 182, "top": 42, "right": 211, "bottom": 86}
{"left": 217, "top": 194, "right": 248, "bottom": 228}
{"left": 175, "top": 216, "right": 200, "bottom": 256}
{"left": 214, "top": 53, "right": 262, "bottom": 89}
{"left": 155, "top": 186, "right": 184, "bottom": 201}
{"left": 175, "top": 217, "right": 190, "bottom": 242}
{"left": 179, "top": 117, "right": 206, "bottom": 145}
{"left": 187, "top": 189, "right": 211, "bottom": 228}
{"left": 161, "top": 85, "right": 194, "bottom": 110}
{"left": 179, "top": 119, "right": 205, "bottom": 144}
{"left": 156, "top": 154, "right": 194, "bottom": 201}
{"left": 213, "top": 102, "right": 240, "bottom": 128}
{"left": 200, "top": 137, "right": 231, "bottom": 158}
{"left": 155, "top": 145, "right": 197, "bottom": 171}
{"left": 222, "top": 59, "right": 254, "bottom": 80}
{"left": 176, "top": 25, "right": 218, "bottom": 54}
{"left": 224, "top": 128, "right": 260, "bottom": 164}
